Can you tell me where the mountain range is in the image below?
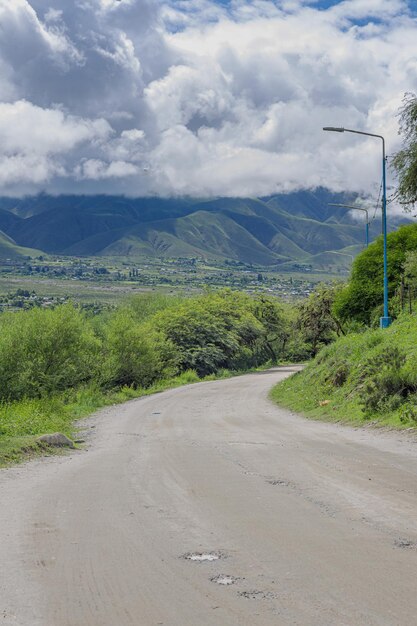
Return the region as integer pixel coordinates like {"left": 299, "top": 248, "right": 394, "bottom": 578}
{"left": 0, "top": 189, "right": 411, "bottom": 270}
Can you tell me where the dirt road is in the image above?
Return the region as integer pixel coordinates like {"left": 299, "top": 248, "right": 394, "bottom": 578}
{"left": 2, "top": 367, "right": 417, "bottom": 625}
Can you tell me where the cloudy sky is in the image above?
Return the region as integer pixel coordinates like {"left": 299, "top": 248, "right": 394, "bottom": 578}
{"left": 0, "top": 0, "right": 416, "bottom": 198}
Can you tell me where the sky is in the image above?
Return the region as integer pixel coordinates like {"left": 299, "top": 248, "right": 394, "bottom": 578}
{"left": 0, "top": 0, "right": 416, "bottom": 199}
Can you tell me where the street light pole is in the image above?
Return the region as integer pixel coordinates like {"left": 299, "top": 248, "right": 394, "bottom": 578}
{"left": 328, "top": 203, "right": 369, "bottom": 247}
{"left": 323, "top": 127, "right": 391, "bottom": 328}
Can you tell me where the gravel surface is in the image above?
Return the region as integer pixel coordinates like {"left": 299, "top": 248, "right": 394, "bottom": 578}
{"left": 1, "top": 367, "right": 417, "bottom": 625}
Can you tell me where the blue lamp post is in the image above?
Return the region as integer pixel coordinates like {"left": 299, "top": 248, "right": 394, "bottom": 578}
{"left": 323, "top": 127, "right": 391, "bottom": 328}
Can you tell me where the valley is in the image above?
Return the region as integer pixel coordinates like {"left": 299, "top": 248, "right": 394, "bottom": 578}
{"left": 0, "top": 188, "right": 400, "bottom": 307}
{"left": 0, "top": 254, "right": 321, "bottom": 309}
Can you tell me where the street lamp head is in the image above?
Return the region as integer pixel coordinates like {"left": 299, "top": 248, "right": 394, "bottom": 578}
{"left": 323, "top": 126, "right": 345, "bottom": 132}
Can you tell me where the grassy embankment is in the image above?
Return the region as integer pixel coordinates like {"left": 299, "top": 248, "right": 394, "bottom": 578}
{"left": 271, "top": 313, "right": 417, "bottom": 429}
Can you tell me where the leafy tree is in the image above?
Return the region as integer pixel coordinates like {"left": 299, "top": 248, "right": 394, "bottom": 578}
{"left": 297, "top": 283, "right": 345, "bottom": 355}
{"left": 392, "top": 93, "right": 417, "bottom": 208}
{"left": 252, "top": 295, "right": 289, "bottom": 361}
{"left": 153, "top": 291, "right": 265, "bottom": 376}
{"left": 333, "top": 224, "right": 417, "bottom": 324}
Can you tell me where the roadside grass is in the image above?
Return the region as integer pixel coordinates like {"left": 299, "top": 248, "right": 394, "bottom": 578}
{"left": 270, "top": 313, "right": 417, "bottom": 430}
{"left": 0, "top": 389, "right": 105, "bottom": 467}
{"left": 0, "top": 366, "right": 263, "bottom": 468}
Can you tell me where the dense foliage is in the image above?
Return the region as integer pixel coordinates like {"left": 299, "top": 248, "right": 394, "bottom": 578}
{"left": 392, "top": 93, "right": 417, "bottom": 208}
{"left": 296, "top": 283, "right": 345, "bottom": 355}
{"left": 0, "top": 290, "right": 300, "bottom": 405}
{"left": 0, "top": 305, "right": 100, "bottom": 401}
{"left": 333, "top": 224, "right": 417, "bottom": 324}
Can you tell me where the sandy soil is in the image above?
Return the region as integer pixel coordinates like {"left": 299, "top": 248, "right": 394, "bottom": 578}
{"left": 1, "top": 367, "right": 417, "bottom": 625}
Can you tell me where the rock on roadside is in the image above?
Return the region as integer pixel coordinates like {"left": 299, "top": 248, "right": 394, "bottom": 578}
{"left": 36, "top": 433, "right": 75, "bottom": 449}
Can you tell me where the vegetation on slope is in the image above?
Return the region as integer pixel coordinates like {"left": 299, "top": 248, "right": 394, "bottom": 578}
{"left": 272, "top": 213, "right": 417, "bottom": 428}
{"left": 333, "top": 224, "right": 417, "bottom": 325}
{"left": 271, "top": 313, "right": 417, "bottom": 428}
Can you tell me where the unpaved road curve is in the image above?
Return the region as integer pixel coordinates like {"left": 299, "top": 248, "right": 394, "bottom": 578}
{"left": 2, "top": 367, "right": 417, "bottom": 626}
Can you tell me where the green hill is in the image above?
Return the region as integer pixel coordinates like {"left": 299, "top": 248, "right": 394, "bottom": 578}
{"left": 0, "top": 190, "right": 412, "bottom": 269}
{"left": 0, "top": 230, "right": 42, "bottom": 259}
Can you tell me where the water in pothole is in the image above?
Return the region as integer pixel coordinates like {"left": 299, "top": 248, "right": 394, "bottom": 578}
{"left": 183, "top": 552, "right": 221, "bottom": 562}
{"left": 211, "top": 575, "right": 238, "bottom": 586}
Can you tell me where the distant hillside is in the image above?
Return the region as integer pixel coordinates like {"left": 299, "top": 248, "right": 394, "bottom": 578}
{"left": 0, "top": 230, "right": 42, "bottom": 260}
{"left": 0, "top": 190, "right": 412, "bottom": 269}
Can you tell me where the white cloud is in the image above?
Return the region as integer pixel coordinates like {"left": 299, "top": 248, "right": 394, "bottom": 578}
{"left": 0, "top": 154, "right": 65, "bottom": 186}
{"left": 0, "top": 100, "right": 111, "bottom": 188}
{"left": 0, "top": 100, "right": 111, "bottom": 156}
{"left": 145, "top": 0, "right": 417, "bottom": 197}
{"left": 329, "top": 0, "right": 409, "bottom": 21}
{"left": 0, "top": 0, "right": 415, "bottom": 197}
{"left": 0, "top": 0, "right": 84, "bottom": 72}
{"left": 77, "top": 158, "right": 139, "bottom": 179}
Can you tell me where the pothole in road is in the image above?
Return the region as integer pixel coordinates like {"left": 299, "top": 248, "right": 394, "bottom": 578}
{"left": 238, "top": 590, "right": 277, "bottom": 600}
{"left": 182, "top": 552, "right": 224, "bottom": 562}
{"left": 394, "top": 538, "right": 416, "bottom": 549}
{"left": 267, "top": 478, "right": 292, "bottom": 487}
{"left": 210, "top": 575, "right": 239, "bottom": 586}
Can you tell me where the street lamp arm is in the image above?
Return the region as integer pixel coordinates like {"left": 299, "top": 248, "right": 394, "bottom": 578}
{"left": 323, "top": 127, "right": 385, "bottom": 157}
{"left": 342, "top": 128, "right": 384, "bottom": 142}
{"left": 328, "top": 203, "right": 369, "bottom": 221}
{"left": 344, "top": 129, "right": 386, "bottom": 162}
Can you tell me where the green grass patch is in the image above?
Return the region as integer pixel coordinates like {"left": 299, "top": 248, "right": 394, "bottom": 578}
{"left": 270, "top": 313, "right": 417, "bottom": 429}
{"left": 0, "top": 387, "right": 105, "bottom": 467}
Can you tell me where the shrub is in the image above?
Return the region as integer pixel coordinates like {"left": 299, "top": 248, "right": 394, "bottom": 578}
{"left": 331, "top": 362, "right": 349, "bottom": 387}
{"left": 100, "top": 308, "right": 177, "bottom": 388}
{"left": 0, "top": 305, "right": 99, "bottom": 401}
{"left": 398, "top": 400, "right": 417, "bottom": 423}
{"left": 358, "top": 346, "right": 417, "bottom": 415}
